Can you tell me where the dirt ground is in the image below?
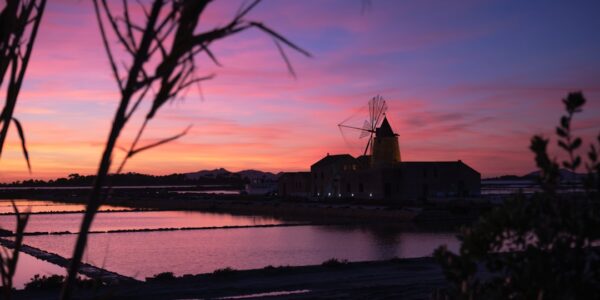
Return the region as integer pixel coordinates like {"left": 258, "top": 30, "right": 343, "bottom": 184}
{"left": 13, "top": 258, "right": 446, "bottom": 299}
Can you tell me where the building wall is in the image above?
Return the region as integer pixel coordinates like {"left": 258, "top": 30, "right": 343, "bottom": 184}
{"left": 309, "top": 161, "right": 480, "bottom": 201}
{"left": 278, "top": 172, "right": 311, "bottom": 198}
{"left": 281, "top": 151, "right": 482, "bottom": 202}
{"left": 392, "top": 162, "right": 480, "bottom": 200}
{"left": 310, "top": 156, "right": 356, "bottom": 197}
{"left": 372, "top": 136, "right": 401, "bottom": 166}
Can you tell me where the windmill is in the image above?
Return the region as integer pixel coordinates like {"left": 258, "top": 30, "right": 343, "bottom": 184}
{"left": 338, "top": 95, "right": 388, "bottom": 156}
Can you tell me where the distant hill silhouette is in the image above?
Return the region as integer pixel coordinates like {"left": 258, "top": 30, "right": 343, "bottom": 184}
{"left": 0, "top": 168, "right": 282, "bottom": 187}
{"left": 236, "top": 169, "right": 280, "bottom": 181}
{"left": 184, "top": 168, "right": 280, "bottom": 182}
{"left": 484, "top": 169, "right": 586, "bottom": 182}
{"left": 184, "top": 168, "right": 233, "bottom": 179}
{"left": 523, "top": 168, "right": 586, "bottom": 182}
{"left": 1, "top": 171, "right": 229, "bottom": 187}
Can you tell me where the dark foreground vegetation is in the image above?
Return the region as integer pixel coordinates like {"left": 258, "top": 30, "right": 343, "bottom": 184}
{"left": 435, "top": 92, "right": 600, "bottom": 299}
{"left": 14, "top": 258, "right": 446, "bottom": 300}
{"left": 4, "top": 93, "right": 599, "bottom": 300}
{"left": 0, "top": 172, "right": 247, "bottom": 188}
{"left": 0, "top": 186, "right": 486, "bottom": 226}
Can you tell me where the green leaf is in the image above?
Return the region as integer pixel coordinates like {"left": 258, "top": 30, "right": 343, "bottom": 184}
{"left": 12, "top": 117, "right": 31, "bottom": 172}
{"left": 570, "top": 137, "right": 582, "bottom": 150}
{"left": 560, "top": 116, "right": 569, "bottom": 130}
{"left": 589, "top": 145, "right": 598, "bottom": 163}
{"left": 573, "top": 156, "right": 581, "bottom": 169}
{"left": 558, "top": 140, "right": 569, "bottom": 151}
{"left": 564, "top": 91, "right": 586, "bottom": 113}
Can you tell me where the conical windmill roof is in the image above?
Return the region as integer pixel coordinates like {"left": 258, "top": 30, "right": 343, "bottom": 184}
{"left": 376, "top": 116, "right": 396, "bottom": 137}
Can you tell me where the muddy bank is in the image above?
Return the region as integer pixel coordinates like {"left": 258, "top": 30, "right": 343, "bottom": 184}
{"left": 13, "top": 257, "right": 446, "bottom": 299}
{"left": 0, "top": 238, "right": 138, "bottom": 285}
{"left": 0, "top": 187, "right": 484, "bottom": 225}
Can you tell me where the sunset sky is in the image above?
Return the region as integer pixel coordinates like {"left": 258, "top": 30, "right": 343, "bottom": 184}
{"left": 1, "top": 0, "right": 600, "bottom": 182}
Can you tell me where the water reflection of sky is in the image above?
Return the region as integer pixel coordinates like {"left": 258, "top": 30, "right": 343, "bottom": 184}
{"left": 3, "top": 200, "right": 459, "bottom": 286}
{"left": 1, "top": 246, "right": 66, "bottom": 289}
{"left": 24, "top": 226, "right": 459, "bottom": 280}
{"left": 0, "top": 210, "right": 284, "bottom": 233}
{"left": 0, "top": 199, "right": 130, "bottom": 214}
{"left": 318, "top": 225, "right": 458, "bottom": 261}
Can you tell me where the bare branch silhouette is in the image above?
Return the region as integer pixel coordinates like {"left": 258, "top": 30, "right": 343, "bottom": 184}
{"left": 62, "top": 1, "right": 310, "bottom": 298}
{"left": 0, "top": 0, "right": 46, "bottom": 170}
{"left": 11, "top": 117, "right": 30, "bottom": 172}
{"left": 0, "top": 1, "right": 46, "bottom": 298}
{"left": 1, "top": 202, "right": 31, "bottom": 299}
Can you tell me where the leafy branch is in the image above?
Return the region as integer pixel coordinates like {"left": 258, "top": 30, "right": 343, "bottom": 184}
{"left": 434, "top": 92, "right": 600, "bottom": 299}
{"left": 556, "top": 92, "right": 585, "bottom": 172}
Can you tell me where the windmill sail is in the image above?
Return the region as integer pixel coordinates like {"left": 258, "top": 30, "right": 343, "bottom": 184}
{"left": 338, "top": 95, "right": 388, "bottom": 156}
{"left": 360, "top": 120, "right": 371, "bottom": 138}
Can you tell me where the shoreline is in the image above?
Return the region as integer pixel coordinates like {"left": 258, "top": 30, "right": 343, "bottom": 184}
{"left": 14, "top": 257, "right": 446, "bottom": 299}
{"left": 2, "top": 194, "right": 460, "bottom": 299}
{"left": 0, "top": 187, "right": 484, "bottom": 225}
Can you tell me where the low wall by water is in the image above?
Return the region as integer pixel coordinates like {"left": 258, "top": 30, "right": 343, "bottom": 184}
{"left": 0, "top": 238, "right": 138, "bottom": 285}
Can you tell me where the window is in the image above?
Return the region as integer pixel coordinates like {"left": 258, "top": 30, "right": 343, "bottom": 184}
{"left": 359, "top": 183, "right": 364, "bottom": 193}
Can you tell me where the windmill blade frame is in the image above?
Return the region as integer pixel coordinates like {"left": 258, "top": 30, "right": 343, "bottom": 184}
{"left": 337, "top": 95, "right": 388, "bottom": 157}
{"left": 359, "top": 120, "right": 372, "bottom": 138}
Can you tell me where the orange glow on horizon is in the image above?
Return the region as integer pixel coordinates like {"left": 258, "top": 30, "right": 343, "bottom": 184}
{"left": 1, "top": 0, "right": 600, "bottom": 182}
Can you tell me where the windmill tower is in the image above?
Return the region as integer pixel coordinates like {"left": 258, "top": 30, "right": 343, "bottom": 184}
{"left": 372, "top": 115, "right": 401, "bottom": 165}
{"left": 338, "top": 95, "right": 401, "bottom": 166}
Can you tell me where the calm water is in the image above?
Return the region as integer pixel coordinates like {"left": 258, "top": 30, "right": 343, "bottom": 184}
{"left": 4, "top": 199, "right": 459, "bottom": 286}
{"left": 0, "top": 199, "right": 131, "bottom": 214}
{"left": 0, "top": 210, "right": 284, "bottom": 233}
{"left": 1, "top": 246, "right": 66, "bottom": 289}
{"left": 170, "top": 190, "right": 241, "bottom": 195}
{"left": 23, "top": 226, "right": 458, "bottom": 280}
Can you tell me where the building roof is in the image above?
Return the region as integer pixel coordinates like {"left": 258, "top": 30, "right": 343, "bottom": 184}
{"left": 311, "top": 154, "right": 355, "bottom": 168}
{"left": 399, "top": 161, "right": 480, "bottom": 175}
{"left": 279, "top": 171, "right": 311, "bottom": 179}
{"left": 376, "top": 116, "right": 396, "bottom": 137}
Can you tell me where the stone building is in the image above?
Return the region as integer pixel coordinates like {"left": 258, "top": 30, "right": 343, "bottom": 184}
{"left": 278, "top": 172, "right": 311, "bottom": 198}
{"left": 278, "top": 116, "right": 480, "bottom": 201}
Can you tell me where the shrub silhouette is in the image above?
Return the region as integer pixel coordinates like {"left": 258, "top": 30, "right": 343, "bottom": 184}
{"left": 434, "top": 92, "right": 600, "bottom": 299}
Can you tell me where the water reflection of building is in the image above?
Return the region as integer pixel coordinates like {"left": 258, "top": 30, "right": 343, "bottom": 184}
{"left": 278, "top": 116, "right": 480, "bottom": 202}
